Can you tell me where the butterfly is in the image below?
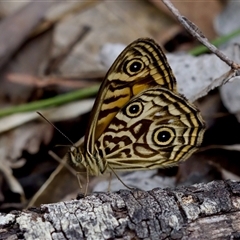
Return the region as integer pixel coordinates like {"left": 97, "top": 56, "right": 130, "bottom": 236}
{"left": 67, "top": 38, "right": 205, "bottom": 188}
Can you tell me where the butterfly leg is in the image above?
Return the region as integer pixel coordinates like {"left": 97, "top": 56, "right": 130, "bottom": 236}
{"left": 107, "top": 172, "right": 112, "bottom": 192}
{"left": 84, "top": 167, "right": 90, "bottom": 196}
{"left": 76, "top": 170, "right": 89, "bottom": 196}
{"left": 108, "top": 165, "right": 134, "bottom": 191}
{"left": 76, "top": 172, "right": 83, "bottom": 189}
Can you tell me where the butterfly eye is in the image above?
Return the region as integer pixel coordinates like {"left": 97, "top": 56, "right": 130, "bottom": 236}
{"left": 124, "top": 59, "right": 145, "bottom": 75}
{"left": 124, "top": 101, "right": 143, "bottom": 118}
{"left": 153, "top": 127, "right": 175, "bottom": 146}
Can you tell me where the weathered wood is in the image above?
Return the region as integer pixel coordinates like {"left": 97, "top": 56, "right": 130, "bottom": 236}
{"left": 0, "top": 180, "right": 240, "bottom": 239}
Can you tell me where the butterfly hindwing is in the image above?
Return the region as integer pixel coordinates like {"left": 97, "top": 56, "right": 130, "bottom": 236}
{"left": 95, "top": 86, "right": 205, "bottom": 172}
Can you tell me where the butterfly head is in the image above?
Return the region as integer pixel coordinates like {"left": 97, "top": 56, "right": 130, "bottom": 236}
{"left": 68, "top": 145, "right": 109, "bottom": 176}
{"left": 68, "top": 146, "right": 86, "bottom": 170}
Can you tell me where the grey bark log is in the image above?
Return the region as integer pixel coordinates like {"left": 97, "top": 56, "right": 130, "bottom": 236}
{"left": 0, "top": 180, "right": 240, "bottom": 240}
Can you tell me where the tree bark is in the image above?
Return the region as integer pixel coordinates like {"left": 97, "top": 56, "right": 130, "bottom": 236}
{"left": 0, "top": 180, "right": 240, "bottom": 239}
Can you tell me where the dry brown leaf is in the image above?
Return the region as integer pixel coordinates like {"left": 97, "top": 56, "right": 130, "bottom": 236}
{"left": 0, "top": 122, "right": 53, "bottom": 202}
{"left": 0, "top": 1, "right": 53, "bottom": 70}
{"left": 0, "top": 28, "right": 53, "bottom": 102}
{"left": 0, "top": 99, "right": 94, "bottom": 134}
{"left": 27, "top": 159, "right": 79, "bottom": 207}
{"left": 8, "top": 122, "right": 53, "bottom": 159}
{"left": 54, "top": 0, "right": 173, "bottom": 75}
{"left": 150, "top": 0, "right": 223, "bottom": 39}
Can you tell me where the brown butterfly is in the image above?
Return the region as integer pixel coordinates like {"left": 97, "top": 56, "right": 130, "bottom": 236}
{"left": 68, "top": 38, "right": 205, "bottom": 187}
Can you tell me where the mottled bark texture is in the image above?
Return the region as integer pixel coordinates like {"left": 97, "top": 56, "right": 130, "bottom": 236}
{"left": 0, "top": 180, "right": 240, "bottom": 240}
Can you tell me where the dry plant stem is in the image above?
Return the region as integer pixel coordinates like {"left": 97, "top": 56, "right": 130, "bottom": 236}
{"left": 200, "top": 144, "right": 240, "bottom": 152}
{"left": 31, "top": 1, "right": 99, "bottom": 37}
{"left": 48, "top": 151, "right": 76, "bottom": 176}
{"left": 45, "top": 25, "right": 91, "bottom": 74}
{"left": 6, "top": 73, "right": 99, "bottom": 89}
{"left": 162, "top": 0, "right": 240, "bottom": 70}
{"left": 190, "top": 69, "right": 237, "bottom": 102}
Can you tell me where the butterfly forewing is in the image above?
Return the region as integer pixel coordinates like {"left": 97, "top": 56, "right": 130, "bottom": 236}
{"left": 95, "top": 87, "right": 205, "bottom": 171}
{"left": 85, "top": 38, "right": 177, "bottom": 154}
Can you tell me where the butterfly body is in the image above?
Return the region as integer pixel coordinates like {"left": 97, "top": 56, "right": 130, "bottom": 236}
{"left": 68, "top": 38, "right": 205, "bottom": 178}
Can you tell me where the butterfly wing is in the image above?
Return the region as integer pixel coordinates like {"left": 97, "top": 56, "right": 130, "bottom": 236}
{"left": 84, "top": 38, "right": 177, "bottom": 154}
{"left": 95, "top": 86, "right": 205, "bottom": 172}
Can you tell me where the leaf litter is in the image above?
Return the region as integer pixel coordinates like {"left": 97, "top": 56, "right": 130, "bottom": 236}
{"left": 0, "top": 1, "right": 239, "bottom": 209}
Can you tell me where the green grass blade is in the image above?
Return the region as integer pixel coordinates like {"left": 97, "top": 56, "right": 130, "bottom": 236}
{"left": 0, "top": 84, "right": 100, "bottom": 117}
{"left": 189, "top": 28, "right": 240, "bottom": 56}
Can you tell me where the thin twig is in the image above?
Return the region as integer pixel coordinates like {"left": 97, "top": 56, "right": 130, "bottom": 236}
{"left": 190, "top": 69, "right": 237, "bottom": 102}
{"left": 6, "top": 73, "right": 99, "bottom": 88}
{"left": 48, "top": 151, "right": 76, "bottom": 176}
{"left": 189, "top": 28, "right": 240, "bottom": 56}
{"left": 162, "top": 0, "right": 240, "bottom": 70}
{"left": 45, "top": 25, "right": 91, "bottom": 74}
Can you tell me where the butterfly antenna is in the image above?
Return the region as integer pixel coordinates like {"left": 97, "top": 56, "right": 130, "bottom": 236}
{"left": 37, "top": 111, "right": 75, "bottom": 146}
